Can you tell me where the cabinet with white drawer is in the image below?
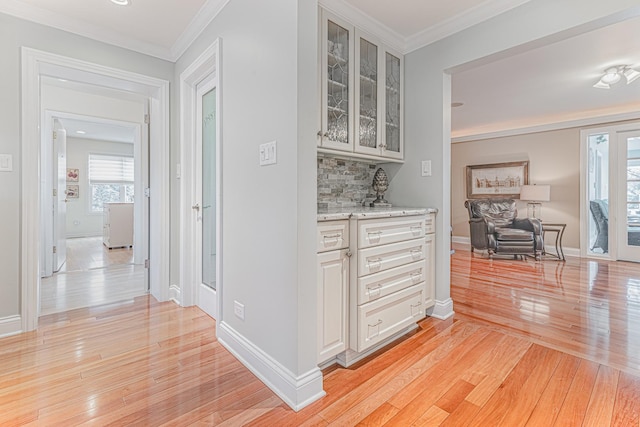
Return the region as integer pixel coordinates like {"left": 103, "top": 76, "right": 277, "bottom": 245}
{"left": 350, "top": 214, "right": 429, "bottom": 353}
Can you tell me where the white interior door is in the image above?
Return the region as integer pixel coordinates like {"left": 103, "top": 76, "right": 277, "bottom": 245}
{"left": 617, "top": 130, "right": 640, "bottom": 262}
{"left": 195, "top": 76, "right": 218, "bottom": 319}
{"left": 52, "top": 124, "right": 67, "bottom": 272}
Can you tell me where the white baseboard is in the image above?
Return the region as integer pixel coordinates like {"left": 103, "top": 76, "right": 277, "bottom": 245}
{"left": 430, "top": 298, "right": 454, "bottom": 320}
{"left": 217, "top": 321, "right": 325, "bottom": 412}
{"left": 66, "top": 232, "right": 102, "bottom": 239}
{"left": 0, "top": 315, "right": 22, "bottom": 338}
{"left": 169, "top": 284, "right": 181, "bottom": 305}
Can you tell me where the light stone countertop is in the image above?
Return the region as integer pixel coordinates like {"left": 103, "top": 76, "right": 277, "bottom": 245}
{"left": 317, "top": 206, "right": 438, "bottom": 221}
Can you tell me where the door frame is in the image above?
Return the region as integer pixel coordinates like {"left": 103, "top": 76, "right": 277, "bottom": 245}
{"left": 179, "top": 39, "right": 222, "bottom": 318}
{"left": 21, "top": 47, "right": 170, "bottom": 332}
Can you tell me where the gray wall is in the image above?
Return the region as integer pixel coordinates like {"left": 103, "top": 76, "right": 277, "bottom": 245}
{"left": 0, "top": 12, "right": 173, "bottom": 319}
{"left": 174, "top": 0, "right": 318, "bottom": 379}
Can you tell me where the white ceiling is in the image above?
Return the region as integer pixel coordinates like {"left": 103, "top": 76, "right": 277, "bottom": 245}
{"left": 3, "top": 0, "right": 638, "bottom": 141}
{"left": 59, "top": 117, "right": 137, "bottom": 144}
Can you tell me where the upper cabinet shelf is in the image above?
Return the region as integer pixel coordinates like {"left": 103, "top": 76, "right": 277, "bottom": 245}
{"left": 318, "top": 9, "right": 404, "bottom": 163}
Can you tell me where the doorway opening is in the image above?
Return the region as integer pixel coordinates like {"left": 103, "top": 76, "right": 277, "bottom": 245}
{"left": 39, "top": 106, "right": 149, "bottom": 315}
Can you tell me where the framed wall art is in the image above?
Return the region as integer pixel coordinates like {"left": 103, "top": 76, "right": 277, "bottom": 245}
{"left": 66, "top": 185, "right": 79, "bottom": 199}
{"left": 66, "top": 168, "right": 79, "bottom": 182}
{"left": 466, "top": 161, "right": 529, "bottom": 199}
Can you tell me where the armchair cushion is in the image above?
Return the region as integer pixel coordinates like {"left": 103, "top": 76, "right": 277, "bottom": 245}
{"left": 495, "top": 227, "right": 533, "bottom": 241}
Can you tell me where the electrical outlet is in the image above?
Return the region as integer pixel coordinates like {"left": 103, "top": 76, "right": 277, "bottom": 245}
{"left": 234, "top": 300, "right": 245, "bottom": 320}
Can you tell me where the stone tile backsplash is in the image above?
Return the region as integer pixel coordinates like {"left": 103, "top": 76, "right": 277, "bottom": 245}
{"left": 317, "top": 155, "right": 377, "bottom": 209}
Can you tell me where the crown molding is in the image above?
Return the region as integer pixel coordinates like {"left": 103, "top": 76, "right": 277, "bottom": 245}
{"left": 170, "top": 0, "right": 230, "bottom": 61}
{"left": 0, "top": 0, "right": 173, "bottom": 60}
{"left": 405, "top": 0, "right": 531, "bottom": 53}
{"left": 451, "top": 110, "right": 640, "bottom": 143}
{"left": 318, "top": 0, "right": 405, "bottom": 52}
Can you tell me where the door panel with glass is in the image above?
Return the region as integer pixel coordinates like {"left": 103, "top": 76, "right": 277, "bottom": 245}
{"left": 195, "top": 76, "right": 218, "bottom": 319}
{"left": 618, "top": 131, "right": 640, "bottom": 261}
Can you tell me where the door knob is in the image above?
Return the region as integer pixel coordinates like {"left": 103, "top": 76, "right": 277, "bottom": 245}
{"left": 192, "top": 204, "right": 200, "bottom": 211}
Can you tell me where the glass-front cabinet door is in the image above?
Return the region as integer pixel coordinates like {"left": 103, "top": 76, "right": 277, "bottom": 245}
{"left": 319, "top": 9, "right": 403, "bottom": 161}
{"left": 383, "top": 50, "right": 403, "bottom": 160}
{"left": 354, "top": 32, "right": 380, "bottom": 157}
{"left": 321, "top": 12, "right": 354, "bottom": 152}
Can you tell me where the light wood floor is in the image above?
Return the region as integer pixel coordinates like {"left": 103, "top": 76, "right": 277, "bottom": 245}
{"left": 2, "top": 245, "right": 639, "bottom": 425}
{"left": 40, "top": 237, "right": 146, "bottom": 316}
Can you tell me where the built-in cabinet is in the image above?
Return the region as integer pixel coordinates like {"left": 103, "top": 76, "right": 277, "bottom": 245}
{"left": 317, "top": 220, "right": 350, "bottom": 363}
{"left": 103, "top": 202, "right": 133, "bottom": 249}
{"left": 319, "top": 10, "right": 403, "bottom": 162}
{"left": 316, "top": 210, "right": 436, "bottom": 366}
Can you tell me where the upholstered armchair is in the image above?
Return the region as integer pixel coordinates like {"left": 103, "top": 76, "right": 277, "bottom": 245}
{"left": 465, "top": 199, "right": 544, "bottom": 260}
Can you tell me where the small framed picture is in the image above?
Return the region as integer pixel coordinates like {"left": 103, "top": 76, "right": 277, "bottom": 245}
{"left": 66, "top": 185, "right": 79, "bottom": 199}
{"left": 67, "top": 168, "right": 79, "bottom": 182}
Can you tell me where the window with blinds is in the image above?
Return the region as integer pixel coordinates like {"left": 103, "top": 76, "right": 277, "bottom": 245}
{"left": 88, "top": 154, "right": 134, "bottom": 213}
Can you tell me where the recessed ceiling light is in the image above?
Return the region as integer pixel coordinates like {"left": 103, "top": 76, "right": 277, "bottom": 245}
{"left": 110, "top": 0, "right": 131, "bottom": 5}
{"left": 451, "top": 102, "right": 464, "bottom": 108}
{"left": 76, "top": 130, "right": 86, "bottom": 134}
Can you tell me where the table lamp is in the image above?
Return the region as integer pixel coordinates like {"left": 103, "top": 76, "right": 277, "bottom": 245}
{"left": 520, "top": 184, "right": 550, "bottom": 219}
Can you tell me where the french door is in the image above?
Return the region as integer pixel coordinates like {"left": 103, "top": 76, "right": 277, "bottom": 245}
{"left": 194, "top": 75, "right": 218, "bottom": 319}
{"left": 617, "top": 130, "right": 640, "bottom": 261}
{"left": 583, "top": 123, "right": 640, "bottom": 262}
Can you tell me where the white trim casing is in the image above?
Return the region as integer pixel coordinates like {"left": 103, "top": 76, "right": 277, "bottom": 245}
{"left": 21, "top": 47, "right": 171, "bottom": 331}
{"left": 179, "top": 40, "right": 222, "bottom": 311}
{"left": 218, "top": 321, "right": 325, "bottom": 412}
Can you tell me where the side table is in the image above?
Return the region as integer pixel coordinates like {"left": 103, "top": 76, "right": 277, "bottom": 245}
{"left": 542, "top": 223, "right": 566, "bottom": 261}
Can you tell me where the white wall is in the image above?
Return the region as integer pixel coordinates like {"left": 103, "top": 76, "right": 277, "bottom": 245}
{"left": 174, "top": 0, "right": 319, "bottom": 407}
{"left": 0, "top": 11, "right": 173, "bottom": 321}
{"left": 388, "top": 0, "right": 640, "bottom": 316}
{"left": 66, "top": 137, "right": 134, "bottom": 237}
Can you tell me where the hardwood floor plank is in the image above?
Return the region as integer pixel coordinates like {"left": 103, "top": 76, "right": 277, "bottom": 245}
{"left": 354, "top": 402, "right": 399, "bottom": 426}
{"left": 466, "top": 344, "right": 562, "bottom": 427}
{"left": 611, "top": 371, "right": 640, "bottom": 426}
{"left": 434, "top": 379, "right": 476, "bottom": 413}
{"left": 582, "top": 365, "right": 619, "bottom": 427}
{"left": 438, "top": 400, "right": 482, "bottom": 427}
{"left": 411, "top": 405, "right": 450, "bottom": 426}
{"left": 554, "top": 359, "right": 600, "bottom": 425}
{"left": 525, "top": 353, "right": 581, "bottom": 426}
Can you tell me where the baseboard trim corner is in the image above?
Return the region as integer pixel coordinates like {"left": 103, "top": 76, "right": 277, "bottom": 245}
{"left": 0, "top": 315, "right": 22, "bottom": 338}
{"left": 169, "top": 284, "right": 181, "bottom": 305}
{"left": 217, "top": 321, "right": 325, "bottom": 412}
{"left": 430, "top": 298, "right": 454, "bottom": 320}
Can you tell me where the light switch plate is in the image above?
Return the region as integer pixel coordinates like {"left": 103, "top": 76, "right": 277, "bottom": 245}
{"left": 259, "top": 141, "right": 277, "bottom": 166}
{"left": 421, "top": 160, "right": 431, "bottom": 177}
{"left": 0, "top": 154, "right": 13, "bottom": 172}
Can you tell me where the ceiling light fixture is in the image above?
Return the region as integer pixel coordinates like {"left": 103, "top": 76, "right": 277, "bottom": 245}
{"left": 110, "top": 0, "right": 131, "bottom": 5}
{"left": 76, "top": 130, "right": 86, "bottom": 134}
{"left": 593, "top": 65, "right": 640, "bottom": 89}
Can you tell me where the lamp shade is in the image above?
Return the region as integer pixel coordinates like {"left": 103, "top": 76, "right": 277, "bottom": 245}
{"left": 520, "top": 184, "right": 550, "bottom": 202}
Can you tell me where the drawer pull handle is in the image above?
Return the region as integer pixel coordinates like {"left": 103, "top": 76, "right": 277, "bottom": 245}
{"left": 410, "top": 226, "right": 423, "bottom": 235}
{"left": 368, "top": 231, "right": 382, "bottom": 242}
{"left": 367, "top": 284, "right": 383, "bottom": 298}
{"left": 410, "top": 249, "right": 423, "bottom": 259}
{"left": 411, "top": 272, "right": 423, "bottom": 282}
{"left": 324, "top": 233, "right": 342, "bottom": 239}
{"left": 323, "top": 234, "right": 342, "bottom": 247}
{"left": 411, "top": 302, "right": 422, "bottom": 308}
{"left": 367, "top": 258, "right": 383, "bottom": 271}
{"left": 369, "top": 319, "right": 383, "bottom": 327}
